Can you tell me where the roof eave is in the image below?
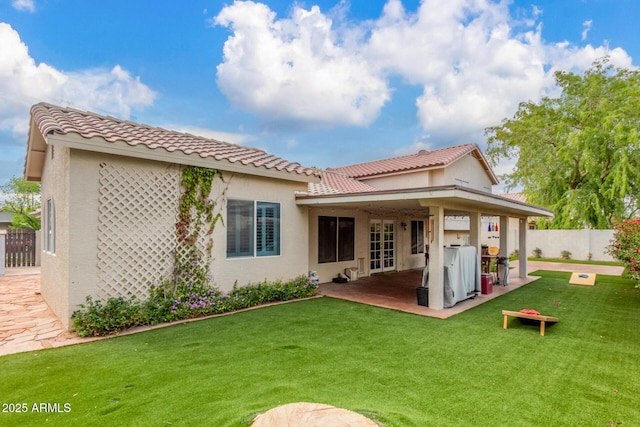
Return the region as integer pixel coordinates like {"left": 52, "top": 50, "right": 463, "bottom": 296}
{"left": 23, "top": 116, "right": 47, "bottom": 182}
{"left": 46, "top": 132, "right": 319, "bottom": 184}
{"left": 296, "top": 185, "right": 552, "bottom": 218}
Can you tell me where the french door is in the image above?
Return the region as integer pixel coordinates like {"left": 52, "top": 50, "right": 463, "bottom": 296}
{"left": 370, "top": 220, "right": 395, "bottom": 273}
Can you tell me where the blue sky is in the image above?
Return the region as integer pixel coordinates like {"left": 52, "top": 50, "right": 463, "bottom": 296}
{"left": 1, "top": 0, "right": 638, "bottom": 191}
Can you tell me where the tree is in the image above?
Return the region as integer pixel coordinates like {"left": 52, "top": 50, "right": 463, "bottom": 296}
{"left": 485, "top": 57, "right": 640, "bottom": 229}
{"left": 0, "top": 177, "right": 41, "bottom": 229}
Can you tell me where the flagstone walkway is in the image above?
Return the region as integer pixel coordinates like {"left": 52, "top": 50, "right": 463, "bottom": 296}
{"left": 0, "top": 269, "right": 88, "bottom": 356}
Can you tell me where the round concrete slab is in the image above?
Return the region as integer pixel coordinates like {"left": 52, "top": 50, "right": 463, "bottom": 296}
{"left": 251, "top": 402, "right": 380, "bottom": 427}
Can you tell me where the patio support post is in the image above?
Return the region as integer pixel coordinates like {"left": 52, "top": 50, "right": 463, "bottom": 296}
{"left": 468, "top": 211, "right": 482, "bottom": 255}
{"left": 428, "top": 206, "right": 445, "bottom": 310}
{"left": 499, "top": 216, "right": 509, "bottom": 258}
{"left": 469, "top": 211, "right": 482, "bottom": 293}
{"left": 519, "top": 218, "right": 528, "bottom": 277}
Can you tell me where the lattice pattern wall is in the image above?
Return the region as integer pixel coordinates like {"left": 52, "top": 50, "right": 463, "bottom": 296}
{"left": 97, "top": 163, "right": 181, "bottom": 300}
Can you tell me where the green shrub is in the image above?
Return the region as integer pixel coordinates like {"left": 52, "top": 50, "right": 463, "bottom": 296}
{"left": 560, "top": 250, "right": 572, "bottom": 260}
{"left": 71, "top": 296, "right": 143, "bottom": 337}
{"left": 532, "top": 247, "right": 542, "bottom": 258}
{"left": 71, "top": 275, "right": 318, "bottom": 337}
{"left": 608, "top": 218, "right": 640, "bottom": 282}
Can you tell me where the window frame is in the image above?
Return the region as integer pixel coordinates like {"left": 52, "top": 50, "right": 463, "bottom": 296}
{"left": 226, "top": 199, "right": 281, "bottom": 259}
{"left": 318, "top": 215, "right": 355, "bottom": 264}
{"left": 255, "top": 201, "right": 281, "bottom": 257}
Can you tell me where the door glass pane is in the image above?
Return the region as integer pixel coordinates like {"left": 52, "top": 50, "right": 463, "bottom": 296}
{"left": 338, "top": 217, "right": 355, "bottom": 261}
{"left": 318, "top": 216, "right": 337, "bottom": 263}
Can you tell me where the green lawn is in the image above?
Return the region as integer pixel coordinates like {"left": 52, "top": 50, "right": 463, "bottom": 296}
{"left": 1, "top": 271, "right": 639, "bottom": 426}
{"left": 526, "top": 257, "right": 623, "bottom": 266}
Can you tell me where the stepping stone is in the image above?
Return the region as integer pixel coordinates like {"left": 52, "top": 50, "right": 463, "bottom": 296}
{"left": 251, "top": 402, "right": 379, "bottom": 427}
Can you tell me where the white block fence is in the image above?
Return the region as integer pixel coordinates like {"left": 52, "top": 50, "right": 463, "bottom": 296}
{"left": 526, "top": 229, "right": 615, "bottom": 261}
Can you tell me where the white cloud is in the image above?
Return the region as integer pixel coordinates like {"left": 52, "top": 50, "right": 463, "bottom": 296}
{"left": 393, "top": 140, "right": 436, "bottom": 157}
{"left": 213, "top": 1, "right": 390, "bottom": 127}
{"left": 581, "top": 20, "right": 592, "bottom": 41}
{"left": 213, "top": 0, "right": 634, "bottom": 142}
{"left": 164, "top": 124, "right": 255, "bottom": 145}
{"left": 285, "top": 138, "right": 298, "bottom": 148}
{"left": 12, "top": 0, "right": 35, "bottom": 13}
{"left": 0, "top": 22, "right": 156, "bottom": 135}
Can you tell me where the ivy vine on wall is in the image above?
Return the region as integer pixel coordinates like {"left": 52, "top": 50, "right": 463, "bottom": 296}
{"left": 172, "top": 166, "right": 224, "bottom": 292}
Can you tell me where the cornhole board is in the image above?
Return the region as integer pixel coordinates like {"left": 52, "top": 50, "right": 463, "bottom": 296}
{"left": 502, "top": 310, "right": 559, "bottom": 336}
{"left": 569, "top": 272, "right": 596, "bottom": 286}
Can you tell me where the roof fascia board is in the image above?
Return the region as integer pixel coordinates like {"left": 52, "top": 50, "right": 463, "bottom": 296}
{"left": 297, "top": 185, "right": 552, "bottom": 218}
{"left": 420, "top": 188, "right": 552, "bottom": 217}
{"left": 24, "top": 117, "right": 48, "bottom": 181}
{"left": 47, "top": 133, "right": 319, "bottom": 184}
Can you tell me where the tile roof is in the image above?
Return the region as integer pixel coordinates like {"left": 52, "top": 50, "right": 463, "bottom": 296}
{"left": 308, "top": 170, "right": 379, "bottom": 195}
{"left": 327, "top": 144, "right": 481, "bottom": 178}
{"left": 30, "top": 103, "right": 317, "bottom": 177}
{"left": 498, "top": 193, "right": 528, "bottom": 203}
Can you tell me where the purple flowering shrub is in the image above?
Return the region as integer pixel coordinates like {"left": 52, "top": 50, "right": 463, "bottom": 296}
{"left": 72, "top": 275, "right": 318, "bottom": 337}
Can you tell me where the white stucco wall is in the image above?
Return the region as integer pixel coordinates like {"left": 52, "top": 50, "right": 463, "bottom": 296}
{"left": 307, "top": 209, "right": 428, "bottom": 283}
{"left": 349, "top": 153, "right": 493, "bottom": 193}
{"left": 211, "top": 173, "right": 310, "bottom": 290}
{"left": 430, "top": 169, "right": 446, "bottom": 186}
{"left": 40, "top": 144, "right": 71, "bottom": 328}
{"left": 307, "top": 208, "right": 369, "bottom": 283}
{"left": 66, "top": 151, "right": 183, "bottom": 323}
{"left": 44, "top": 147, "right": 311, "bottom": 329}
{"left": 361, "top": 171, "right": 430, "bottom": 191}
{"left": 443, "top": 154, "right": 493, "bottom": 192}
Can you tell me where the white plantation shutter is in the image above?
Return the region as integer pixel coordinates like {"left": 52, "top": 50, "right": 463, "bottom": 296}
{"left": 256, "top": 202, "right": 280, "bottom": 256}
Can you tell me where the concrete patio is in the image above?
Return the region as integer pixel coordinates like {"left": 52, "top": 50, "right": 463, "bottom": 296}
{"left": 318, "top": 261, "right": 624, "bottom": 319}
{"left": 319, "top": 268, "right": 538, "bottom": 319}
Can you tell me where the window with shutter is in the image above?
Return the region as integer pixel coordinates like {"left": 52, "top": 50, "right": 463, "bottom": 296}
{"left": 227, "top": 200, "right": 281, "bottom": 258}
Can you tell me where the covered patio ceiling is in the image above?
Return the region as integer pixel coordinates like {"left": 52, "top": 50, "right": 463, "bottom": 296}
{"left": 296, "top": 184, "right": 553, "bottom": 218}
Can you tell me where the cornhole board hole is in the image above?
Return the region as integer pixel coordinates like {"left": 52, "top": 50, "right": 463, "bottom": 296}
{"left": 569, "top": 272, "right": 596, "bottom": 286}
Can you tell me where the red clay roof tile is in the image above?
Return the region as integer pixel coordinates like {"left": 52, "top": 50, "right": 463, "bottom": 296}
{"left": 30, "top": 103, "right": 317, "bottom": 177}
{"left": 498, "top": 193, "right": 528, "bottom": 203}
{"left": 308, "top": 170, "right": 379, "bottom": 195}
{"left": 327, "top": 144, "right": 480, "bottom": 178}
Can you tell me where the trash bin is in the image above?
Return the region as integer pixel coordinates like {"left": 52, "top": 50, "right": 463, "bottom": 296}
{"left": 481, "top": 273, "right": 493, "bottom": 294}
{"left": 416, "top": 286, "right": 429, "bottom": 307}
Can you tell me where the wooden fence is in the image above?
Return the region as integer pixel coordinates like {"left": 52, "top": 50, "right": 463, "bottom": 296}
{"left": 5, "top": 228, "right": 36, "bottom": 267}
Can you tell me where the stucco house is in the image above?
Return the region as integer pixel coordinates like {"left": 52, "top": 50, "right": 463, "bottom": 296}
{"left": 0, "top": 211, "right": 13, "bottom": 231}
{"left": 24, "top": 103, "right": 552, "bottom": 329}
